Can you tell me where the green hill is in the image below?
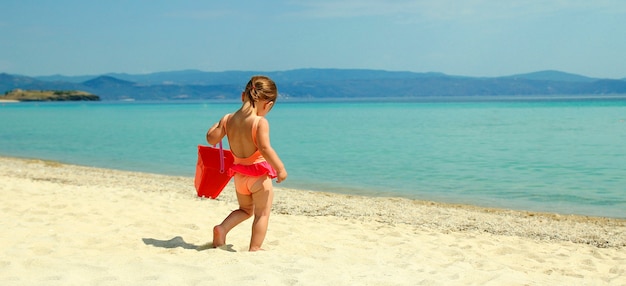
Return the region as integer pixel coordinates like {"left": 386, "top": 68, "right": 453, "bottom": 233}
{"left": 1, "top": 89, "right": 100, "bottom": 101}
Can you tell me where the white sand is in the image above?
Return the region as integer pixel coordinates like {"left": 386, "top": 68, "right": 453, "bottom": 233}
{"left": 1, "top": 156, "right": 625, "bottom": 285}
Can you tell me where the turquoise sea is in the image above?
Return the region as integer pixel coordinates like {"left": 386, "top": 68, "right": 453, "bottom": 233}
{"left": 1, "top": 97, "right": 625, "bottom": 218}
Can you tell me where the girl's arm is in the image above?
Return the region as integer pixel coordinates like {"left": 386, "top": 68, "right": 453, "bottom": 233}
{"left": 256, "top": 117, "right": 288, "bottom": 183}
{"left": 206, "top": 115, "right": 228, "bottom": 146}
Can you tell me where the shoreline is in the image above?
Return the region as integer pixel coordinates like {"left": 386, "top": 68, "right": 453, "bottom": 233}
{"left": 1, "top": 156, "right": 625, "bottom": 284}
{"left": 2, "top": 155, "right": 624, "bottom": 248}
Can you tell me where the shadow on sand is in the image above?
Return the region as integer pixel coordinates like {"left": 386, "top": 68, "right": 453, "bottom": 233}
{"left": 142, "top": 236, "right": 235, "bottom": 252}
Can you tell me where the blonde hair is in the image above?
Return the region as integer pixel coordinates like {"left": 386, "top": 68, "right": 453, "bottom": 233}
{"left": 245, "top": 76, "right": 277, "bottom": 108}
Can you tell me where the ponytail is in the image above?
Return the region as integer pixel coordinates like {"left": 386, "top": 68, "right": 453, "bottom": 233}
{"left": 245, "top": 76, "right": 277, "bottom": 108}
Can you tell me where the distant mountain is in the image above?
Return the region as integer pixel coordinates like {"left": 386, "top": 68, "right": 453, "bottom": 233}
{"left": 83, "top": 76, "right": 136, "bottom": 88}
{"left": 33, "top": 74, "right": 97, "bottom": 83}
{"left": 3, "top": 69, "right": 625, "bottom": 101}
{"left": 33, "top": 69, "right": 453, "bottom": 85}
{"left": 1, "top": 73, "right": 42, "bottom": 86}
{"left": 505, "top": 70, "right": 597, "bottom": 82}
{"left": 1, "top": 72, "right": 84, "bottom": 93}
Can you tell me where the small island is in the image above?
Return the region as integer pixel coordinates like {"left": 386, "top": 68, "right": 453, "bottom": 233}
{"left": 1, "top": 89, "right": 100, "bottom": 102}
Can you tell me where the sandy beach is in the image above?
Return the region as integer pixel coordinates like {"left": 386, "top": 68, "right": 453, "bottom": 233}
{"left": 0, "top": 156, "right": 624, "bottom": 285}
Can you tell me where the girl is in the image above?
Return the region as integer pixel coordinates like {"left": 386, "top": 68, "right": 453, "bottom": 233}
{"left": 206, "top": 75, "right": 287, "bottom": 251}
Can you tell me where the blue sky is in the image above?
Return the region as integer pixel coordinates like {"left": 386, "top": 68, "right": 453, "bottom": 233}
{"left": 2, "top": 0, "right": 626, "bottom": 78}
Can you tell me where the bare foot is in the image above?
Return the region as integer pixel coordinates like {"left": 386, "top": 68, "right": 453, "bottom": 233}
{"left": 212, "top": 225, "right": 226, "bottom": 247}
{"left": 249, "top": 247, "right": 265, "bottom": 252}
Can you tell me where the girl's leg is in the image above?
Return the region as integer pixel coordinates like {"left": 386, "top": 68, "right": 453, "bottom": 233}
{"left": 248, "top": 177, "right": 274, "bottom": 251}
{"left": 213, "top": 176, "right": 254, "bottom": 247}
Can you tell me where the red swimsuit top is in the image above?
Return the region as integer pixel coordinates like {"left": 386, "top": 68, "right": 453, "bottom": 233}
{"left": 223, "top": 114, "right": 277, "bottom": 178}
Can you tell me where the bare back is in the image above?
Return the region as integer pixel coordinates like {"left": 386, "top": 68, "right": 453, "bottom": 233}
{"left": 225, "top": 111, "right": 261, "bottom": 159}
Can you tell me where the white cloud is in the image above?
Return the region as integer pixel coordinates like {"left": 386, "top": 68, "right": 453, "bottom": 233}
{"left": 285, "top": 0, "right": 626, "bottom": 21}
